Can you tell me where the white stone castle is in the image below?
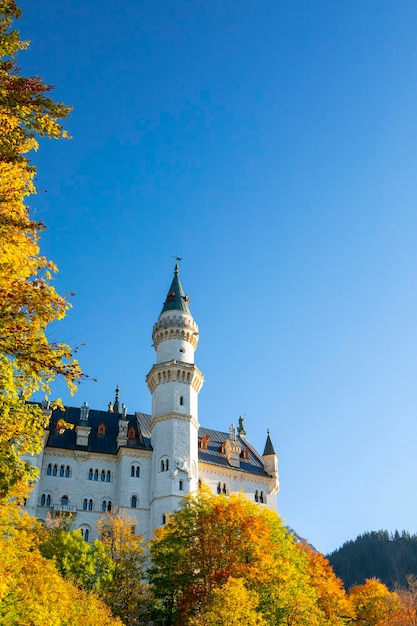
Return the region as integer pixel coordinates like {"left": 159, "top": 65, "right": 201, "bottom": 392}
{"left": 24, "top": 264, "right": 279, "bottom": 541}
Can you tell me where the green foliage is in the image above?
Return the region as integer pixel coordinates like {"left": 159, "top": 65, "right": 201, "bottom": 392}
{"left": 36, "top": 518, "right": 114, "bottom": 591}
{"left": 328, "top": 530, "right": 417, "bottom": 590}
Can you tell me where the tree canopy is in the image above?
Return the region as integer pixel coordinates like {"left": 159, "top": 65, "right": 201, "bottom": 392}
{"left": 0, "top": 0, "right": 82, "bottom": 499}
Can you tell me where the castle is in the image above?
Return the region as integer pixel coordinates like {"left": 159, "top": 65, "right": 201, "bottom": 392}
{"left": 24, "top": 264, "right": 279, "bottom": 540}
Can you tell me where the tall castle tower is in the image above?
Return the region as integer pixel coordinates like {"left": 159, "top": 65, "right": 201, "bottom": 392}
{"left": 146, "top": 264, "right": 204, "bottom": 530}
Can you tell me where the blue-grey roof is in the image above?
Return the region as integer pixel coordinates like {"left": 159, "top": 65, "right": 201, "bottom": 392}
{"left": 160, "top": 263, "right": 191, "bottom": 315}
{"left": 39, "top": 405, "right": 271, "bottom": 477}
{"left": 46, "top": 406, "right": 151, "bottom": 453}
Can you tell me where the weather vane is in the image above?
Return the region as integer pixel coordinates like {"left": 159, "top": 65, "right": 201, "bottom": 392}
{"left": 172, "top": 254, "right": 183, "bottom": 262}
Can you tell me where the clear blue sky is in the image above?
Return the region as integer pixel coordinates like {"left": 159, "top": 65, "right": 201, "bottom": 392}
{"left": 17, "top": 0, "right": 417, "bottom": 555}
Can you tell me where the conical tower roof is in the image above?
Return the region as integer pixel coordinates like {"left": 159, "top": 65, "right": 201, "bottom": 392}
{"left": 160, "top": 263, "right": 191, "bottom": 315}
{"left": 263, "top": 430, "right": 276, "bottom": 456}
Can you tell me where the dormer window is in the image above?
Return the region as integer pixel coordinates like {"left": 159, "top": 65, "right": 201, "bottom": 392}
{"left": 167, "top": 292, "right": 175, "bottom": 302}
{"left": 128, "top": 427, "right": 136, "bottom": 440}
{"left": 199, "top": 435, "right": 210, "bottom": 450}
{"left": 56, "top": 419, "right": 66, "bottom": 434}
{"left": 97, "top": 423, "right": 106, "bottom": 436}
{"left": 241, "top": 448, "right": 251, "bottom": 460}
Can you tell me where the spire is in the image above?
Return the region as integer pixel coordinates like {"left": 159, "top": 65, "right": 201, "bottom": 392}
{"left": 263, "top": 429, "right": 276, "bottom": 456}
{"left": 161, "top": 263, "right": 191, "bottom": 315}
{"left": 113, "top": 384, "right": 121, "bottom": 414}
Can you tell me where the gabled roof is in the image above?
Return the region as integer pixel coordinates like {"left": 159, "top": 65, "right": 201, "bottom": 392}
{"left": 39, "top": 405, "right": 271, "bottom": 478}
{"left": 198, "top": 426, "right": 270, "bottom": 477}
{"left": 46, "top": 406, "right": 151, "bottom": 453}
{"left": 160, "top": 263, "right": 191, "bottom": 315}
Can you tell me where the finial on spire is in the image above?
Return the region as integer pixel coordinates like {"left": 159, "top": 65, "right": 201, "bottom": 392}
{"left": 113, "top": 384, "right": 121, "bottom": 414}
{"left": 172, "top": 254, "right": 182, "bottom": 274}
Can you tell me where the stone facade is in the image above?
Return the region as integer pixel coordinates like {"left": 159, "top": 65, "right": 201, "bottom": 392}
{"left": 23, "top": 265, "right": 279, "bottom": 541}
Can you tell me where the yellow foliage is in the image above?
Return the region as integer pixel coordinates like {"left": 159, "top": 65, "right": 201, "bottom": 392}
{"left": 0, "top": 0, "right": 82, "bottom": 498}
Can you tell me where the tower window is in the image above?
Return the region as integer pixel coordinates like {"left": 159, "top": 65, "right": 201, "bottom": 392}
{"left": 217, "top": 482, "right": 221, "bottom": 494}
{"left": 65, "top": 465, "right": 71, "bottom": 478}
{"left": 131, "top": 465, "right": 140, "bottom": 478}
{"left": 131, "top": 495, "right": 138, "bottom": 508}
{"left": 161, "top": 514, "right": 166, "bottom": 525}
{"left": 52, "top": 464, "right": 58, "bottom": 476}
{"left": 61, "top": 495, "right": 69, "bottom": 506}
{"left": 160, "top": 458, "right": 169, "bottom": 472}
{"left": 94, "top": 469, "right": 98, "bottom": 481}
{"left": 46, "top": 464, "right": 52, "bottom": 476}
{"left": 101, "top": 470, "right": 106, "bottom": 482}
{"left": 254, "top": 490, "right": 259, "bottom": 503}
{"left": 60, "top": 465, "right": 65, "bottom": 477}
{"left": 179, "top": 480, "right": 184, "bottom": 491}
{"left": 106, "top": 470, "right": 111, "bottom": 482}
{"left": 88, "top": 468, "right": 93, "bottom": 480}
{"left": 179, "top": 396, "right": 184, "bottom": 406}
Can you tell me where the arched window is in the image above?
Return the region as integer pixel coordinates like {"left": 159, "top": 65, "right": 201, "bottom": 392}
{"left": 217, "top": 482, "right": 221, "bottom": 494}
{"left": 131, "top": 495, "right": 138, "bottom": 508}
{"left": 52, "top": 464, "right": 58, "bottom": 476}
{"left": 88, "top": 498, "right": 93, "bottom": 511}
{"left": 88, "top": 468, "right": 93, "bottom": 480}
{"left": 107, "top": 501, "right": 112, "bottom": 512}
{"left": 97, "top": 423, "right": 106, "bottom": 436}
{"left": 222, "top": 483, "right": 227, "bottom": 495}
{"left": 83, "top": 498, "right": 88, "bottom": 510}
{"left": 84, "top": 528, "right": 90, "bottom": 542}
{"left": 131, "top": 465, "right": 140, "bottom": 478}
{"left": 161, "top": 514, "right": 166, "bottom": 525}
{"left": 60, "top": 465, "right": 65, "bottom": 477}
{"left": 128, "top": 427, "right": 136, "bottom": 440}
{"left": 41, "top": 493, "right": 46, "bottom": 506}
{"left": 160, "top": 460, "right": 165, "bottom": 472}
{"left": 94, "top": 469, "right": 98, "bottom": 481}
{"left": 101, "top": 470, "right": 106, "bottom": 482}
{"left": 102, "top": 500, "right": 107, "bottom": 512}
{"left": 46, "top": 464, "right": 52, "bottom": 476}
{"left": 65, "top": 465, "right": 71, "bottom": 478}
{"left": 260, "top": 491, "right": 265, "bottom": 504}
{"left": 165, "top": 459, "right": 169, "bottom": 471}
{"left": 61, "top": 495, "right": 69, "bottom": 506}
{"left": 106, "top": 470, "right": 111, "bottom": 483}
{"left": 179, "top": 480, "right": 183, "bottom": 491}
{"left": 46, "top": 494, "right": 51, "bottom": 506}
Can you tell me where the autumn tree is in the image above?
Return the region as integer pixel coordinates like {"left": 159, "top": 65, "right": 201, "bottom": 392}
{"left": 149, "top": 489, "right": 349, "bottom": 626}
{"left": 0, "top": 0, "right": 82, "bottom": 499}
{"left": 0, "top": 503, "right": 121, "bottom": 625}
{"left": 301, "top": 543, "right": 354, "bottom": 625}
{"left": 190, "top": 577, "right": 267, "bottom": 626}
{"left": 349, "top": 578, "right": 402, "bottom": 626}
{"left": 96, "top": 513, "right": 152, "bottom": 625}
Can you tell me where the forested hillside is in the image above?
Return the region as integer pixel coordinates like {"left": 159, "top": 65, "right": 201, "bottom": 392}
{"left": 328, "top": 530, "right": 417, "bottom": 589}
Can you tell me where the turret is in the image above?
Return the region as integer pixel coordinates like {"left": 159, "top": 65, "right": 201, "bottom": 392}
{"left": 262, "top": 429, "right": 279, "bottom": 493}
{"left": 146, "top": 263, "right": 204, "bottom": 532}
